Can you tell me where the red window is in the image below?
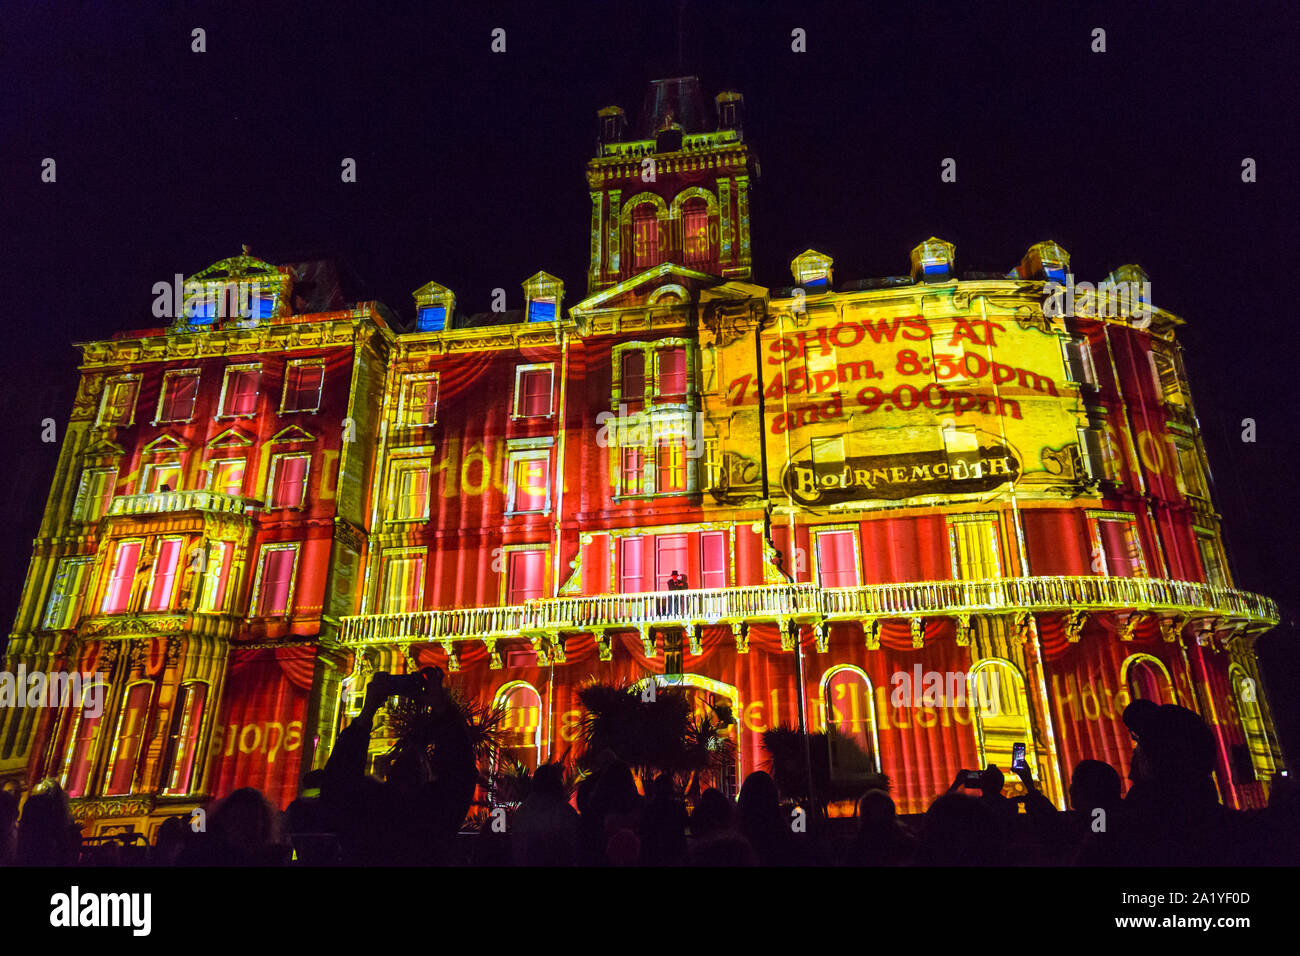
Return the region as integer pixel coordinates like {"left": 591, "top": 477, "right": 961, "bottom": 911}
{"left": 632, "top": 204, "right": 660, "bottom": 269}
{"left": 621, "top": 351, "right": 646, "bottom": 404}
{"left": 518, "top": 368, "right": 553, "bottom": 417}
{"left": 682, "top": 199, "right": 709, "bottom": 265}
{"left": 507, "top": 550, "right": 546, "bottom": 604}
{"left": 658, "top": 347, "right": 687, "bottom": 397}
{"left": 655, "top": 534, "right": 688, "bottom": 591}
{"left": 161, "top": 682, "right": 207, "bottom": 795}
{"left": 210, "top": 459, "right": 245, "bottom": 497}
{"left": 106, "top": 682, "right": 152, "bottom": 795}
{"left": 621, "top": 447, "right": 644, "bottom": 495}
{"left": 284, "top": 363, "right": 324, "bottom": 412}
{"left": 102, "top": 541, "right": 142, "bottom": 613}
{"left": 145, "top": 539, "right": 182, "bottom": 612}
{"left": 62, "top": 703, "right": 104, "bottom": 798}
{"left": 817, "top": 530, "right": 859, "bottom": 588}
{"left": 223, "top": 367, "right": 260, "bottom": 416}
{"left": 619, "top": 537, "right": 645, "bottom": 593}
{"left": 159, "top": 372, "right": 199, "bottom": 422}
{"left": 271, "top": 456, "right": 310, "bottom": 508}
{"left": 512, "top": 456, "right": 548, "bottom": 512}
{"left": 256, "top": 548, "right": 297, "bottom": 616}
{"left": 656, "top": 440, "right": 687, "bottom": 493}
{"left": 1098, "top": 518, "right": 1143, "bottom": 577}
{"left": 700, "top": 531, "right": 727, "bottom": 589}
{"left": 1127, "top": 661, "right": 1166, "bottom": 703}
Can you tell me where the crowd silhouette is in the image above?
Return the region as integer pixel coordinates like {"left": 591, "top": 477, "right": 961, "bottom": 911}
{"left": 3, "top": 670, "right": 1297, "bottom": 867}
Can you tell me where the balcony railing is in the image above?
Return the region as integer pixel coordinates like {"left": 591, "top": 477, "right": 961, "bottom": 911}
{"left": 338, "top": 576, "right": 1280, "bottom": 647}
{"left": 106, "top": 490, "right": 260, "bottom": 518}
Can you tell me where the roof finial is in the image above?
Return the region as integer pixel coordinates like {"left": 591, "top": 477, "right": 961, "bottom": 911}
{"left": 241, "top": 243, "right": 251, "bottom": 256}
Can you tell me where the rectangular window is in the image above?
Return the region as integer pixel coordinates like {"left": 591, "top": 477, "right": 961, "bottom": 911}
{"left": 1149, "top": 350, "right": 1185, "bottom": 405}
{"left": 656, "top": 440, "right": 687, "bottom": 493}
{"left": 528, "top": 298, "right": 556, "bottom": 323}
{"left": 61, "top": 700, "right": 105, "bottom": 798}
{"left": 380, "top": 552, "right": 426, "bottom": 613}
{"left": 141, "top": 461, "right": 182, "bottom": 494}
{"left": 73, "top": 467, "right": 117, "bottom": 522}
{"left": 98, "top": 376, "right": 140, "bottom": 427}
{"left": 102, "top": 540, "right": 143, "bottom": 613}
{"left": 619, "top": 537, "right": 645, "bottom": 593}
{"left": 42, "top": 557, "right": 94, "bottom": 630}
{"left": 1093, "top": 515, "right": 1146, "bottom": 577}
{"left": 506, "top": 549, "right": 546, "bottom": 604}
{"left": 403, "top": 374, "right": 439, "bottom": 426}
{"left": 161, "top": 682, "right": 207, "bottom": 796}
{"left": 417, "top": 305, "right": 446, "bottom": 331}
{"left": 282, "top": 362, "right": 325, "bottom": 413}
{"left": 208, "top": 458, "right": 246, "bottom": 497}
{"left": 657, "top": 347, "right": 687, "bottom": 398}
{"left": 815, "top": 529, "right": 860, "bottom": 588}
{"left": 390, "top": 460, "right": 432, "bottom": 521}
{"left": 198, "top": 541, "right": 233, "bottom": 613}
{"left": 633, "top": 214, "right": 659, "bottom": 269}
{"left": 515, "top": 366, "right": 554, "bottom": 418}
{"left": 810, "top": 436, "right": 846, "bottom": 483}
{"left": 254, "top": 545, "right": 299, "bottom": 616}
{"left": 950, "top": 516, "right": 1002, "bottom": 580}
{"left": 144, "top": 538, "right": 183, "bottom": 612}
{"left": 682, "top": 204, "right": 709, "bottom": 264}
{"left": 655, "top": 534, "right": 689, "bottom": 591}
{"left": 1196, "top": 533, "right": 1228, "bottom": 588}
{"left": 219, "top": 364, "right": 260, "bottom": 417}
{"left": 621, "top": 351, "right": 646, "bottom": 405}
{"left": 1174, "top": 439, "right": 1208, "bottom": 498}
{"left": 700, "top": 532, "right": 727, "bottom": 589}
{"left": 1078, "top": 427, "right": 1114, "bottom": 482}
{"left": 621, "top": 446, "right": 645, "bottom": 495}
{"left": 931, "top": 333, "right": 972, "bottom": 387}
{"left": 105, "top": 682, "right": 152, "bottom": 795}
{"left": 268, "top": 454, "right": 311, "bottom": 509}
{"left": 156, "top": 370, "right": 200, "bottom": 423}
{"left": 1064, "top": 335, "right": 1097, "bottom": 386}
{"left": 508, "top": 452, "right": 550, "bottom": 513}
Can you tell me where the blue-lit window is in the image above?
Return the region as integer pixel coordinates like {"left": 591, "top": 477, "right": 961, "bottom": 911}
{"left": 253, "top": 295, "right": 276, "bottom": 320}
{"left": 417, "top": 305, "right": 446, "bottom": 331}
{"left": 528, "top": 300, "right": 556, "bottom": 323}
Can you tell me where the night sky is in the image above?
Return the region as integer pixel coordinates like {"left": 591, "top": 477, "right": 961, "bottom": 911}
{"left": 3, "top": 2, "right": 1297, "bottom": 752}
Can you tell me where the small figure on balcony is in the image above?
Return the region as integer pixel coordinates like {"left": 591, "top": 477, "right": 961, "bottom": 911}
{"left": 668, "top": 569, "right": 688, "bottom": 616}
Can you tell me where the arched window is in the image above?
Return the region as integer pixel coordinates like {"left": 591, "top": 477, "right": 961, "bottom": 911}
{"left": 105, "top": 681, "right": 154, "bottom": 795}
{"left": 160, "top": 681, "right": 209, "bottom": 796}
{"left": 632, "top": 203, "right": 661, "bottom": 270}
{"left": 820, "top": 666, "right": 879, "bottom": 781}
{"left": 969, "top": 659, "right": 1035, "bottom": 777}
{"left": 1122, "top": 653, "right": 1173, "bottom": 704}
{"left": 57, "top": 679, "right": 109, "bottom": 798}
{"left": 495, "top": 681, "right": 543, "bottom": 772}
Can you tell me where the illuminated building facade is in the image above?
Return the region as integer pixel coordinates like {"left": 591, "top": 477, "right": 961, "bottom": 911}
{"left": 0, "top": 77, "right": 1283, "bottom": 839}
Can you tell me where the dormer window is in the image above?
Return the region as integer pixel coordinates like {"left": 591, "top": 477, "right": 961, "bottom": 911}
{"left": 522, "top": 271, "right": 564, "bottom": 325}
{"left": 528, "top": 298, "right": 556, "bottom": 323}
{"left": 417, "top": 305, "right": 446, "bottom": 331}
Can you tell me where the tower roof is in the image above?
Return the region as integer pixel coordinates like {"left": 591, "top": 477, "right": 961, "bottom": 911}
{"left": 638, "top": 76, "right": 712, "bottom": 137}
